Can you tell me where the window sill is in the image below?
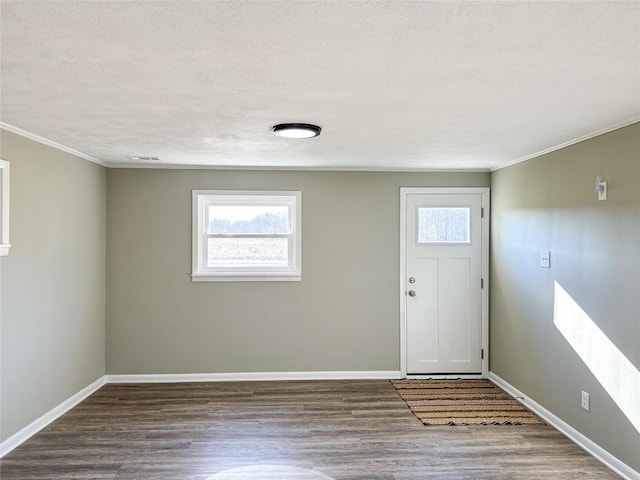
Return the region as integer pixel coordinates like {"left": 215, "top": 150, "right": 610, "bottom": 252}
{"left": 191, "top": 272, "right": 301, "bottom": 282}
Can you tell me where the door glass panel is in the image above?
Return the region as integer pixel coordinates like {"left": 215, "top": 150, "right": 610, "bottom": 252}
{"left": 417, "top": 207, "right": 470, "bottom": 244}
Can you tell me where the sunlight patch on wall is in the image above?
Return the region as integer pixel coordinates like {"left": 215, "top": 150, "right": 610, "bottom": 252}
{"left": 553, "top": 281, "right": 640, "bottom": 433}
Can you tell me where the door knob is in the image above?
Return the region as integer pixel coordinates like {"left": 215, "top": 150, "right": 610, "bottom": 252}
{"left": 408, "top": 290, "right": 416, "bottom": 297}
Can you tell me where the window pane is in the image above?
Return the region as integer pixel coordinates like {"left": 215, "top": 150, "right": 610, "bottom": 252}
{"left": 193, "top": 190, "right": 301, "bottom": 280}
{"left": 418, "top": 207, "right": 470, "bottom": 243}
{"left": 208, "top": 205, "right": 289, "bottom": 234}
{"left": 207, "top": 237, "right": 288, "bottom": 267}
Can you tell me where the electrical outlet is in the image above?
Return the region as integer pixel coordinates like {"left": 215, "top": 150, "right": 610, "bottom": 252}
{"left": 581, "top": 391, "right": 590, "bottom": 411}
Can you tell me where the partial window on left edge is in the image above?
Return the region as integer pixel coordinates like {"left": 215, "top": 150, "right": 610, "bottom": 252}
{"left": 0, "top": 160, "right": 10, "bottom": 256}
{"left": 192, "top": 190, "right": 301, "bottom": 281}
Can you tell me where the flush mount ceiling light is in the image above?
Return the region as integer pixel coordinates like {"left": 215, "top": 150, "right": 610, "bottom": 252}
{"left": 272, "top": 123, "right": 321, "bottom": 139}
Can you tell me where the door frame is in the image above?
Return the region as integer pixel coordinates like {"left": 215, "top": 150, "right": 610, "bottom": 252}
{"left": 400, "top": 187, "right": 490, "bottom": 378}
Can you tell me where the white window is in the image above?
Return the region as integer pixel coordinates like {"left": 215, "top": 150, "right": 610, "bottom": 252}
{"left": 0, "top": 160, "right": 10, "bottom": 256}
{"left": 192, "top": 190, "right": 301, "bottom": 281}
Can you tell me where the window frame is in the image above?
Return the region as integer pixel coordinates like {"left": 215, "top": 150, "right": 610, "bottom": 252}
{"left": 191, "top": 190, "right": 301, "bottom": 282}
{"left": 0, "top": 159, "right": 10, "bottom": 256}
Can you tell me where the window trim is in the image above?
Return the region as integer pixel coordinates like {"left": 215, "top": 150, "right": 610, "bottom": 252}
{"left": 191, "top": 190, "right": 301, "bottom": 282}
{"left": 0, "top": 159, "right": 10, "bottom": 257}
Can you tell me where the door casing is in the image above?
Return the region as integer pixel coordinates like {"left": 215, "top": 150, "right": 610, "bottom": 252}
{"left": 400, "top": 187, "right": 490, "bottom": 378}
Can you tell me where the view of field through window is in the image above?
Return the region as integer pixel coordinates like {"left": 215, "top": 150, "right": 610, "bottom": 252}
{"left": 207, "top": 205, "right": 290, "bottom": 267}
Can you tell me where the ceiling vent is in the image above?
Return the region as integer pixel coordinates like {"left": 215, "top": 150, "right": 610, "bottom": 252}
{"left": 128, "top": 156, "right": 161, "bottom": 161}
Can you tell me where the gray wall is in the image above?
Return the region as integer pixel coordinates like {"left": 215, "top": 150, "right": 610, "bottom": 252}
{"left": 106, "top": 169, "right": 489, "bottom": 374}
{"left": 0, "top": 131, "right": 106, "bottom": 442}
{"left": 490, "top": 123, "right": 640, "bottom": 470}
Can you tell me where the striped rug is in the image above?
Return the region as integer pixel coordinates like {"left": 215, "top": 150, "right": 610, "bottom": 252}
{"left": 391, "top": 379, "right": 544, "bottom": 426}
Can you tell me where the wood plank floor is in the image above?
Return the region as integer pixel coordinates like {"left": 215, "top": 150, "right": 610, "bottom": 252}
{"left": 0, "top": 380, "right": 620, "bottom": 479}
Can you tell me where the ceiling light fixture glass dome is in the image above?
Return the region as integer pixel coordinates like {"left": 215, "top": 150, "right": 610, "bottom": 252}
{"left": 272, "top": 123, "right": 321, "bottom": 139}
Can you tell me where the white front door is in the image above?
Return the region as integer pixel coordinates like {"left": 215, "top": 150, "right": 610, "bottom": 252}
{"left": 401, "top": 188, "right": 489, "bottom": 376}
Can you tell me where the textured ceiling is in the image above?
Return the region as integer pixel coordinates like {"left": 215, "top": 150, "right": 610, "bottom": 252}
{"left": 1, "top": 1, "right": 639, "bottom": 170}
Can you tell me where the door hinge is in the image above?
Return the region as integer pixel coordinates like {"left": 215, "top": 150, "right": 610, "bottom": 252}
{"left": 481, "top": 349, "right": 485, "bottom": 360}
{"left": 481, "top": 207, "right": 484, "bottom": 218}
{"left": 481, "top": 278, "right": 484, "bottom": 289}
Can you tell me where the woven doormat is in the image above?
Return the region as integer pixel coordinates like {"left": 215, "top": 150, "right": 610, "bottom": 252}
{"left": 391, "top": 379, "right": 544, "bottom": 426}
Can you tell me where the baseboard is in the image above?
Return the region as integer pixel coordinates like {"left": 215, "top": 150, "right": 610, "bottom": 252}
{"left": 405, "top": 374, "right": 484, "bottom": 380}
{"left": 106, "top": 370, "right": 402, "bottom": 383}
{"left": 0, "top": 376, "right": 106, "bottom": 458}
{"left": 488, "top": 372, "right": 640, "bottom": 480}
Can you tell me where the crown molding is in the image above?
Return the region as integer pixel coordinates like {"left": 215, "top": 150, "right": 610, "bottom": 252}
{"left": 491, "top": 117, "right": 640, "bottom": 172}
{"left": 108, "top": 162, "right": 490, "bottom": 173}
{"left": 0, "top": 123, "right": 107, "bottom": 167}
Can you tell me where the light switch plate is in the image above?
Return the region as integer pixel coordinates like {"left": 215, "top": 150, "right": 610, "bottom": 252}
{"left": 540, "top": 250, "right": 551, "bottom": 268}
{"left": 598, "top": 181, "right": 607, "bottom": 201}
